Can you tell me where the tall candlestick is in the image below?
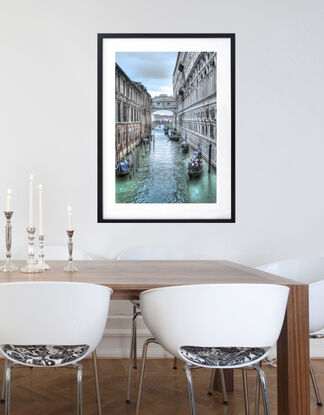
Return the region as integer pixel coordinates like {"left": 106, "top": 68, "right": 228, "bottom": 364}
{"left": 6, "top": 189, "right": 11, "bottom": 212}
{"left": 67, "top": 205, "right": 72, "bottom": 230}
{"left": 29, "top": 174, "right": 34, "bottom": 228}
{"left": 39, "top": 184, "right": 43, "bottom": 236}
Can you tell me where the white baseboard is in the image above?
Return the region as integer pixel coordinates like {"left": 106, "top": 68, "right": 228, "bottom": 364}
{"left": 96, "top": 328, "right": 171, "bottom": 358}
{"left": 96, "top": 314, "right": 171, "bottom": 358}
{"left": 97, "top": 314, "right": 324, "bottom": 358}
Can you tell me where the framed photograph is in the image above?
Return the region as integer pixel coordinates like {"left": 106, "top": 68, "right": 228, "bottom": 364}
{"left": 98, "top": 33, "right": 235, "bottom": 223}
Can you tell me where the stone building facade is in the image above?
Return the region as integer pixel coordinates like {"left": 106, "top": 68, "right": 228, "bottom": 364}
{"left": 173, "top": 52, "right": 217, "bottom": 166}
{"left": 115, "top": 64, "right": 152, "bottom": 161}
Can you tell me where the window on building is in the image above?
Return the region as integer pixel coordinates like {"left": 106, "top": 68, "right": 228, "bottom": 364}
{"left": 117, "top": 102, "right": 121, "bottom": 122}
{"left": 123, "top": 104, "right": 128, "bottom": 122}
{"left": 210, "top": 124, "right": 214, "bottom": 139}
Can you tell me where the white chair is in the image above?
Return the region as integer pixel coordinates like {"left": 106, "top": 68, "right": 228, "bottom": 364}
{"left": 0, "top": 281, "right": 112, "bottom": 415}
{"left": 257, "top": 256, "right": 324, "bottom": 406}
{"left": 135, "top": 283, "right": 289, "bottom": 415}
{"left": 38, "top": 246, "right": 93, "bottom": 260}
{"left": 117, "top": 245, "right": 196, "bottom": 261}
{"left": 2, "top": 247, "right": 105, "bottom": 415}
{"left": 15, "top": 246, "right": 94, "bottom": 260}
{"left": 117, "top": 245, "right": 197, "bottom": 403}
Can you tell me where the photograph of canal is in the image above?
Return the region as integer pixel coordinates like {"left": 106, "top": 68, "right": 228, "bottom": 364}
{"left": 115, "top": 51, "right": 217, "bottom": 204}
{"left": 98, "top": 34, "right": 235, "bottom": 222}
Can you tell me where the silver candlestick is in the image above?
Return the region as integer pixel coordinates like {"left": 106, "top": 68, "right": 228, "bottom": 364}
{"left": 21, "top": 227, "right": 43, "bottom": 274}
{"left": 0, "top": 211, "right": 18, "bottom": 272}
{"left": 37, "top": 235, "right": 50, "bottom": 270}
{"left": 64, "top": 230, "right": 78, "bottom": 272}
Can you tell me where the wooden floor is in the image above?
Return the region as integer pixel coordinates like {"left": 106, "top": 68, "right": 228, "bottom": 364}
{"left": 2, "top": 358, "right": 324, "bottom": 414}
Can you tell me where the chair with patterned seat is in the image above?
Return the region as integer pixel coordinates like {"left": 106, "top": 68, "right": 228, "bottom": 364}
{"left": 3, "top": 247, "right": 104, "bottom": 414}
{"left": 0, "top": 282, "right": 112, "bottom": 415}
{"left": 135, "top": 283, "right": 289, "bottom": 415}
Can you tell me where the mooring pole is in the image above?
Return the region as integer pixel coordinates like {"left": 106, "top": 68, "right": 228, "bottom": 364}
{"left": 208, "top": 143, "right": 212, "bottom": 173}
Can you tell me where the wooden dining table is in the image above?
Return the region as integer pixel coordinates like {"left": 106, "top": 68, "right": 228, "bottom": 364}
{"left": 1, "top": 260, "right": 309, "bottom": 415}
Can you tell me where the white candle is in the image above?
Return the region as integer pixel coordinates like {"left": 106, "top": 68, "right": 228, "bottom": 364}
{"left": 29, "top": 174, "right": 34, "bottom": 227}
{"left": 6, "top": 189, "right": 12, "bottom": 211}
{"left": 39, "top": 184, "right": 43, "bottom": 235}
{"left": 67, "top": 205, "right": 72, "bottom": 230}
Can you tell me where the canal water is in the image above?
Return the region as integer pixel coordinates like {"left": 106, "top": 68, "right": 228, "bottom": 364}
{"left": 116, "top": 127, "right": 216, "bottom": 204}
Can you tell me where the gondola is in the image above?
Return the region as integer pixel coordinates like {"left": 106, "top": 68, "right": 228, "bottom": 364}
{"left": 115, "top": 158, "right": 129, "bottom": 177}
{"left": 169, "top": 130, "right": 180, "bottom": 141}
{"left": 187, "top": 152, "right": 203, "bottom": 180}
{"left": 180, "top": 141, "right": 189, "bottom": 152}
{"left": 169, "top": 135, "right": 180, "bottom": 141}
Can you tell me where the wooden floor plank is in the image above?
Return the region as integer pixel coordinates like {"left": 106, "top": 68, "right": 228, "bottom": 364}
{"left": 1, "top": 358, "right": 323, "bottom": 414}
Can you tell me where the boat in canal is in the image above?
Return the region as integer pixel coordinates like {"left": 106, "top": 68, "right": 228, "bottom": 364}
{"left": 187, "top": 152, "right": 203, "bottom": 180}
{"left": 180, "top": 140, "right": 189, "bottom": 152}
{"left": 115, "top": 157, "right": 129, "bottom": 177}
{"left": 168, "top": 129, "right": 180, "bottom": 141}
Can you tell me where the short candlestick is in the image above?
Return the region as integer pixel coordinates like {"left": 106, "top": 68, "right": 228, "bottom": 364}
{"left": 37, "top": 235, "right": 50, "bottom": 270}
{"left": 20, "top": 227, "right": 43, "bottom": 274}
{"left": 0, "top": 211, "right": 18, "bottom": 272}
{"left": 64, "top": 230, "right": 78, "bottom": 272}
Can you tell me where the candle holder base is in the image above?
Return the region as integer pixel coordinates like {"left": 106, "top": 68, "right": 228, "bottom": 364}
{"left": 20, "top": 263, "right": 42, "bottom": 274}
{"left": 0, "top": 261, "right": 18, "bottom": 272}
{"left": 64, "top": 261, "right": 78, "bottom": 272}
{"left": 37, "top": 261, "right": 50, "bottom": 271}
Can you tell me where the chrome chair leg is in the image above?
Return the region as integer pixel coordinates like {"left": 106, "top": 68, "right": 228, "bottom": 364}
{"left": 126, "top": 310, "right": 141, "bottom": 403}
{"left": 133, "top": 305, "right": 138, "bottom": 369}
{"left": 76, "top": 363, "right": 83, "bottom": 415}
{"left": 92, "top": 351, "right": 102, "bottom": 415}
{"left": 135, "top": 338, "right": 158, "bottom": 415}
{"left": 173, "top": 357, "right": 178, "bottom": 369}
{"left": 254, "top": 365, "right": 270, "bottom": 415}
{"left": 208, "top": 368, "right": 216, "bottom": 395}
{"left": 1, "top": 359, "right": 8, "bottom": 402}
{"left": 219, "top": 369, "right": 228, "bottom": 404}
{"left": 207, "top": 369, "right": 228, "bottom": 404}
{"left": 184, "top": 364, "right": 196, "bottom": 415}
{"left": 310, "top": 360, "right": 323, "bottom": 406}
{"left": 254, "top": 360, "right": 264, "bottom": 415}
{"left": 242, "top": 369, "right": 250, "bottom": 415}
{"left": 4, "top": 363, "right": 13, "bottom": 415}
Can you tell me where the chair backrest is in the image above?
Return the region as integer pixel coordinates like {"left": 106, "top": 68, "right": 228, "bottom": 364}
{"left": 140, "top": 284, "right": 289, "bottom": 360}
{"left": 257, "top": 257, "right": 324, "bottom": 332}
{"left": 0, "top": 282, "right": 112, "bottom": 355}
{"left": 117, "top": 245, "right": 197, "bottom": 260}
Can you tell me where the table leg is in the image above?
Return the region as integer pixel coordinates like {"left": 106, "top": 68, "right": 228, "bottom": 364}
{"left": 277, "top": 284, "right": 310, "bottom": 415}
{"left": 215, "top": 369, "right": 234, "bottom": 392}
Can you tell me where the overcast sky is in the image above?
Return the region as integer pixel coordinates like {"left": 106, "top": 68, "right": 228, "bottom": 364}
{"left": 116, "top": 52, "right": 178, "bottom": 98}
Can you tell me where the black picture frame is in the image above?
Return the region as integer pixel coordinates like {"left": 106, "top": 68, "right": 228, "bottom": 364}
{"left": 98, "top": 33, "right": 235, "bottom": 223}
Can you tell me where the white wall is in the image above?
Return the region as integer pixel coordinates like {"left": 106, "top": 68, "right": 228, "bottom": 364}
{"left": 0, "top": 0, "right": 324, "bottom": 356}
